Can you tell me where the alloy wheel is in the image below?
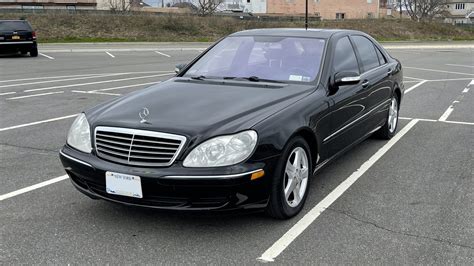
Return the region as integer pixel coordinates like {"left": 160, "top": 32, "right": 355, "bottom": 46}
{"left": 283, "top": 147, "right": 309, "bottom": 208}
{"left": 388, "top": 97, "right": 398, "bottom": 133}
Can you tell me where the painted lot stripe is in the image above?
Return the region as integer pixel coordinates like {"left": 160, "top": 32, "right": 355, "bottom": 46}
{"left": 443, "top": 120, "right": 474, "bottom": 126}
{"left": 0, "top": 92, "right": 16, "bottom": 96}
{"left": 446, "top": 64, "right": 474, "bottom": 68}
{"left": 93, "top": 81, "right": 159, "bottom": 92}
{"left": 462, "top": 87, "right": 470, "bottom": 93}
{"left": 155, "top": 51, "right": 171, "bottom": 57}
{"left": 258, "top": 119, "right": 419, "bottom": 262}
{"left": 438, "top": 104, "right": 455, "bottom": 122}
{"left": 0, "top": 73, "right": 106, "bottom": 84}
{"left": 0, "top": 175, "right": 68, "bottom": 202}
{"left": 72, "top": 90, "right": 121, "bottom": 96}
{"left": 106, "top": 51, "right": 115, "bottom": 58}
{"left": 404, "top": 76, "right": 425, "bottom": 81}
{"left": 404, "top": 66, "right": 474, "bottom": 76}
{"left": 0, "top": 114, "right": 77, "bottom": 132}
{"left": 24, "top": 73, "right": 174, "bottom": 93}
{"left": 39, "top": 47, "right": 208, "bottom": 53}
{"left": 404, "top": 80, "right": 427, "bottom": 94}
{"left": 0, "top": 72, "right": 131, "bottom": 89}
{"left": 470, "top": 80, "right": 474, "bottom": 86}
{"left": 7, "top": 91, "right": 64, "bottom": 100}
{"left": 39, "top": 53, "right": 54, "bottom": 60}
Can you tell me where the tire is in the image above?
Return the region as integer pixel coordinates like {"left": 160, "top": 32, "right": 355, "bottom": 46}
{"left": 266, "top": 136, "right": 312, "bottom": 219}
{"left": 30, "top": 48, "right": 38, "bottom": 57}
{"left": 375, "top": 94, "right": 399, "bottom": 139}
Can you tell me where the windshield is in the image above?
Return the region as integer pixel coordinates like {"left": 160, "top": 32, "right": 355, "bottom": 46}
{"left": 183, "top": 36, "right": 326, "bottom": 83}
{"left": 0, "top": 21, "right": 32, "bottom": 31}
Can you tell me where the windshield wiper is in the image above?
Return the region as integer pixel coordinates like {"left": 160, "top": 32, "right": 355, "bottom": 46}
{"left": 190, "top": 75, "right": 207, "bottom": 80}
{"left": 223, "top": 76, "right": 284, "bottom": 83}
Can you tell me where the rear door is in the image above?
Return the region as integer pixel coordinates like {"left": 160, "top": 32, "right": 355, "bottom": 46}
{"left": 350, "top": 35, "right": 392, "bottom": 132}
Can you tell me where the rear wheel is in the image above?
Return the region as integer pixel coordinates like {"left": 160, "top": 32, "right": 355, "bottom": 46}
{"left": 375, "top": 94, "right": 399, "bottom": 139}
{"left": 30, "top": 47, "right": 38, "bottom": 57}
{"left": 266, "top": 137, "right": 312, "bottom": 219}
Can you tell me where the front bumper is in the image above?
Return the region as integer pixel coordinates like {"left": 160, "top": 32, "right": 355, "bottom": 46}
{"left": 59, "top": 145, "right": 279, "bottom": 211}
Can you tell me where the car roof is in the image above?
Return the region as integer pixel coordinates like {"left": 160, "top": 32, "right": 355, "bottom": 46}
{"left": 230, "top": 28, "right": 362, "bottom": 39}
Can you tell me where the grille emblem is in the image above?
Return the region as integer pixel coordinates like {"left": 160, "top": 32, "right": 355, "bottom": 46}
{"left": 139, "top": 107, "right": 150, "bottom": 124}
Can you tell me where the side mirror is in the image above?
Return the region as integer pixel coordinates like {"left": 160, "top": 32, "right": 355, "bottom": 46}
{"left": 334, "top": 72, "right": 361, "bottom": 87}
{"left": 175, "top": 63, "right": 186, "bottom": 74}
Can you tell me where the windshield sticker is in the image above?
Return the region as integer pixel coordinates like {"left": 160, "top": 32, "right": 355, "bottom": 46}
{"left": 289, "top": 75, "right": 303, "bottom": 81}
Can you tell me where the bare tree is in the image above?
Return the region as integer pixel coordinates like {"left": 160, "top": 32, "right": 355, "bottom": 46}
{"left": 108, "top": 0, "right": 131, "bottom": 12}
{"left": 196, "top": 0, "right": 224, "bottom": 16}
{"left": 403, "top": 0, "right": 448, "bottom": 21}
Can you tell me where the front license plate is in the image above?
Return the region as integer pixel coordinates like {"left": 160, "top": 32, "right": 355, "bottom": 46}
{"left": 12, "top": 35, "right": 20, "bottom": 40}
{"left": 105, "top": 172, "right": 143, "bottom": 198}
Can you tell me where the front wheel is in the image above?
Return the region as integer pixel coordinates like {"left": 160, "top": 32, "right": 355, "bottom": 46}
{"left": 375, "top": 94, "right": 399, "bottom": 139}
{"left": 266, "top": 137, "right": 312, "bottom": 219}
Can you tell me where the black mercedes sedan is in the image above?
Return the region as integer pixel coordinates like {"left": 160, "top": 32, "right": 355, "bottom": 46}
{"left": 60, "top": 29, "right": 403, "bottom": 219}
{"left": 0, "top": 20, "right": 38, "bottom": 56}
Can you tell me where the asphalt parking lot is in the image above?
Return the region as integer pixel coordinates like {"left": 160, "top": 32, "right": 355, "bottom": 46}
{"left": 1, "top": 42, "right": 473, "bottom": 264}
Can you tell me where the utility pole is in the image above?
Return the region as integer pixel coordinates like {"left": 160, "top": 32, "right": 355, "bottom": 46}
{"left": 305, "top": 0, "right": 308, "bottom": 30}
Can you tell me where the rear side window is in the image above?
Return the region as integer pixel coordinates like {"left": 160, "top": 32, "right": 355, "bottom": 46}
{"left": 333, "top": 36, "right": 359, "bottom": 75}
{"left": 0, "top": 21, "right": 32, "bottom": 31}
{"left": 375, "top": 46, "right": 387, "bottom": 65}
{"left": 351, "top": 35, "right": 380, "bottom": 72}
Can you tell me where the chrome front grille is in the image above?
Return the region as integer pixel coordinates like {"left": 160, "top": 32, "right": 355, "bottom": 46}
{"left": 94, "top": 126, "right": 186, "bottom": 167}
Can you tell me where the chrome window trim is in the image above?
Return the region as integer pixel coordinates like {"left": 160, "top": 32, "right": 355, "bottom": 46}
{"left": 162, "top": 169, "right": 263, "bottom": 179}
{"left": 323, "top": 99, "right": 391, "bottom": 142}
{"left": 60, "top": 150, "right": 93, "bottom": 168}
{"left": 94, "top": 126, "right": 187, "bottom": 167}
{"left": 0, "top": 41, "right": 34, "bottom": 45}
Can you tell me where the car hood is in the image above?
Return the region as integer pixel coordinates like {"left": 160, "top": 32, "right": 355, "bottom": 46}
{"left": 87, "top": 78, "right": 314, "bottom": 145}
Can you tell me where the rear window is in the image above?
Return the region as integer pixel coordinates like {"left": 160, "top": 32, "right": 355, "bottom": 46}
{"left": 0, "top": 21, "right": 32, "bottom": 31}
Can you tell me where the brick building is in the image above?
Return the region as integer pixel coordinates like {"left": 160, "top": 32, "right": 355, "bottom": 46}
{"left": 265, "top": 0, "right": 382, "bottom": 19}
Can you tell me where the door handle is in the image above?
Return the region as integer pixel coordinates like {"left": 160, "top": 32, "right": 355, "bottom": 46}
{"left": 387, "top": 68, "right": 392, "bottom": 76}
{"left": 362, "top": 80, "right": 370, "bottom": 88}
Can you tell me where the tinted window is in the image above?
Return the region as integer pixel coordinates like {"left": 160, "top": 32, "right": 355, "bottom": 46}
{"left": 352, "top": 36, "right": 380, "bottom": 72}
{"left": 333, "top": 36, "right": 359, "bottom": 74}
{"left": 0, "top": 21, "right": 32, "bottom": 31}
{"left": 375, "top": 46, "right": 387, "bottom": 65}
{"left": 184, "top": 36, "right": 326, "bottom": 83}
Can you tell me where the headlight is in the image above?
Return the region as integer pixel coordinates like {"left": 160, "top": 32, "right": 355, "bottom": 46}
{"left": 183, "top": 130, "right": 258, "bottom": 167}
{"left": 67, "top": 113, "right": 92, "bottom": 153}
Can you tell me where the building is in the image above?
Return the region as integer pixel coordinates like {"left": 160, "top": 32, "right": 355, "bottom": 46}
{"left": 444, "top": 0, "right": 474, "bottom": 24}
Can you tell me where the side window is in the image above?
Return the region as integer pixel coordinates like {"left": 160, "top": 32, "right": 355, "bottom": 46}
{"left": 351, "top": 35, "right": 380, "bottom": 72}
{"left": 333, "top": 36, "right": 359, "bottom": 75}
{"left": 375, "top": 46, "right": 387, "bottom": 65}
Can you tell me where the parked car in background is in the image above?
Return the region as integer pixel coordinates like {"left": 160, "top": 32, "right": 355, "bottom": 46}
{"left": 0, "top": 20, "right": 38, "bottom": 57}
{"left": 60, "top": 28, "right": 403, "bottom": 219}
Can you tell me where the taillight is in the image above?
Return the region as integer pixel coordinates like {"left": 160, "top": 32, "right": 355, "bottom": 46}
{"left": 32, "top": 31, "right": 36, "bottom": 39}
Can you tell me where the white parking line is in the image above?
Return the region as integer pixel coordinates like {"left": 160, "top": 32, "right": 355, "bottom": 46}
{"left": 0, "top": 175, "right": 68, "bottom": 202}
{"left": 404, "top": 66, "right": 474, "bottom": 76}
{"left": 0, "top": 114, "right": 77, "bottom": 132}
{"left": 155, "top": 51, "right": 171, "bottom": 57}
{"left": 404, "top": 76, "right": 425, "bottom": 81}
{"left": 0, "top": 73, "right": 106, "bottom": 84}
{"left": 462, "top": 87, "right": 470, "bottom": 93}
{"left": 39, "top": 53, "right": 55, "bottom": 60}
{"left": 7, "top": 91, "right": 64, "bottom": 100}
{"left": 446, "top": 64, "right": 474, "bottom": 68}
{"left": 106, "top": 51, "right": 115, "bottom": 58}
{"left": 404, "top": 80, "right": 427, "bottom": 94}
{"left": 0, "top": 92, "right": 16, "bottom": 96}
{"left": 72, "top": 90, "right": 121, "bottom": 96}
{"left": 443, "top": 120, "right": 474, "bottom": 126}
{"left": 470, "top": 79, "right": 474, "bottom": 86}
{"left": 0, "top": 73, "right": 129, "bottom": 89}
{"left": 93, "top": 81, "right": 159, "bottom": 92}
{"left": 438, "top": 103, "right": 456, "bottom": 122}
{"left": 258, "top": 119, "right": 419, "bottom": 262}
{"left": 24, "top": 73, "right": 174, "bottom": 93}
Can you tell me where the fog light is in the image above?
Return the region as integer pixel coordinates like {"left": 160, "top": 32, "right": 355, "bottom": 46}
{"left": 250, "top": 170, "right": 265, "bottom": 181}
